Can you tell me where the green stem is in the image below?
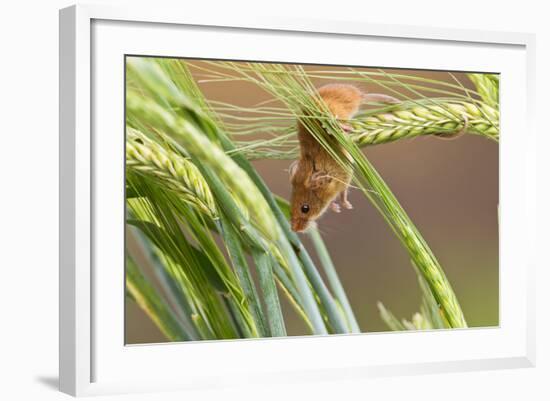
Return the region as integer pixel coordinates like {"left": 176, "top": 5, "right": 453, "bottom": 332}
{"left": 127, "top": 227, "right": 200, "bottom": 340}
{"left": 276, "top": 238, "right": 328, "bottom": 334}
{"left": 377, "top": 302, "right": 406, "bottom": 331}
{"left": 221, "top": 293, "right": 253, "bottom": 338}
{"left": 352, "top": 151, "right": 468, "bottom": 328}
{"left": 252, "top": 249, "right": 287, "bottom": 337}
{"left": 219, "top": 219, "right": 266, "bottom": 337}
{"left": 126, "top": 257, "right": 189, "bottom": 341}
{"left": 309, "top": 229, "right": 360, "bottom": 333}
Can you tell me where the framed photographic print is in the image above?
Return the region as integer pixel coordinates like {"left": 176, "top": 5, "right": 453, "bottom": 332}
{"left": 59, "top": 4, "right": 536, "bottom": 396}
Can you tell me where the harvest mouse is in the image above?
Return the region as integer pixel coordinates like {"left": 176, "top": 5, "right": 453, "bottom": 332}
{"left": 289, "top": 84, "right": 400, "bottom": 232}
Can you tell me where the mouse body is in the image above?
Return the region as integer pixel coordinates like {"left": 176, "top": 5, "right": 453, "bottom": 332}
{"left": 289, "top": 84, "right": 363, "bottom": 232}
{"left": 289, "top": 84, "right": 401, "bottom": 232}
{"left": 288, "top": 83, "right": 465, "bottom": 232}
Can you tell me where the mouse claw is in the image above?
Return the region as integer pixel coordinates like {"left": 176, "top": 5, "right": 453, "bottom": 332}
{"left": 339, "top": 122, "right": 353, "bottom": 133}
{"left": 342, "top": 200, "right": 353, "bottom": 210}
{"left": 331, "top": 202, "right": 341, "bottom": 213}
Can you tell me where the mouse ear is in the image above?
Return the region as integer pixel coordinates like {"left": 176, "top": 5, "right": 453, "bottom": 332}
{"left": 309, "top": 171, "right": 332, "bottom": 189}
{"left": 288, "top": 161, "right": 299, "bottom": 181}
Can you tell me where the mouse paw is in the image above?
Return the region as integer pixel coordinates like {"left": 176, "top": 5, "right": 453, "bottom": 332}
{"left": 339, "top": 122, "right": 353, "bottom": 133}
{"left": 342, "top": 200, "right": 353, "bottom": 210}
{"left": 331, "top": 202, "right": 341, "bottom": 213}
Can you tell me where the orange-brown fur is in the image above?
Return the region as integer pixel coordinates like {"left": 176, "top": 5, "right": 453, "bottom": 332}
{"left": 290, "top": 84, "right": 363, "bottom": 232}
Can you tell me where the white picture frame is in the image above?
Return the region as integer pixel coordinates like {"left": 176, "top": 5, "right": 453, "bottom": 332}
{"left": 59, "top": 4, "right": 536, "bottom": 397}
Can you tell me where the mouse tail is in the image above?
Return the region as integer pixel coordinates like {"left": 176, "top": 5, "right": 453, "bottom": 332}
{"left": 361, "top": 92, "right": 401, "bottom": 105}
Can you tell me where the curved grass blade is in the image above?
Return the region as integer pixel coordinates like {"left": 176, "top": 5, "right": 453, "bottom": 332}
{"left": 126, "top": 256, "right": 189, "bottom": 341}
{"left": 309, "top": 228, "right": 360, "bottom": 333}
{"left": 127, "top": 175, "right": 245, "bottom": 339}
{"left": 251, "top": 249, "right": 287, "bottom": 337}
{"left": 376, "top": 302, "right": 406, "bottom": 331}
{"left": 127, "top": 226, "right": 201, "bottom": 340}
{"left": 219, "top": 218, "right": 268, "bottom": 337}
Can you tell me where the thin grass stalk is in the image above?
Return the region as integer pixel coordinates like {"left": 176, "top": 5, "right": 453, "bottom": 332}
{"left": 271, "top": 262, "right": 314, "bottom": 332}
{"left": 309, "top": 229, "right": 360, "bottom": 333}
{"left": 219, "top": 219, "right": 268, "bottom": 337}
{"left": 164, "top": 195, "right": 262, "bottom": 336}
{"left": 193, "top": 61, "right": 485, "bottom": 102}
{"left": 221, "top": 293, "right": 253, "bottom": 338}
{"left": 191, "top": 313, "right": 217, "bottom": 340}
{"left": 251, "top": 249, "right": 287, "bottom": 336}
{"left": 126, "top": 257, "right": 189, "bottom": 341}
{"left": 127, "top": 215, "right": 238, "bottom": 338}
{"left": 376, "top": 302, "right": 406, "bottom": 331}
{"left": 414, "top": 266, "right": 447, "bottom": 329}
{"left": 127, "top": 227, "right": 201, "bottom": 340}
{"left": 377, "top": 269, "right": 447, "bottom": 331}
{"left": 127, "top": 177, "right": 244, "bottom": 338}
{"left": 403, "top": 313, "right": 432, "bottom": 330}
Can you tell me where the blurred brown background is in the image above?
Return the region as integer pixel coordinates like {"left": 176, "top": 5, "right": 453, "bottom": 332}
{"left": 126, "top": 61, "right": 499, "bottom": 343}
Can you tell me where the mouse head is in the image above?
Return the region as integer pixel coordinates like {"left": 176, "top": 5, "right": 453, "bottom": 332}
{"left": 288, "top": 161, "right": 332, "bottom": 232}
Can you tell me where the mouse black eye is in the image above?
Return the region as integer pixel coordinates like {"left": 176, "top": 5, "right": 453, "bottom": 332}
{"left": 301, "top": 204, "right": 310, "bottom": 214}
